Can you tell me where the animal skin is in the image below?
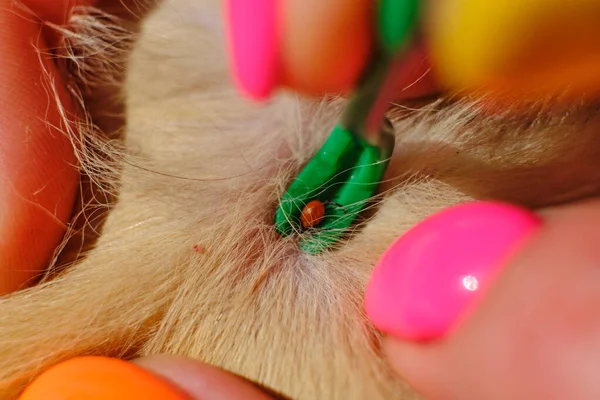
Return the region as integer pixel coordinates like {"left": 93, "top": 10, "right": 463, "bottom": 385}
{"left": 2, "top": 1, "right": 600, "bottom": 399}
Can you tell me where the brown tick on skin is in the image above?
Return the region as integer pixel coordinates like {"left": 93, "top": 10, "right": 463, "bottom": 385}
{"left": 300, "top": 200, "right": 326, "bottom": 229}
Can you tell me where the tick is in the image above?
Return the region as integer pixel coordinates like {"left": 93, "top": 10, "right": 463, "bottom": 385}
{"left": 300, "top": 200, "right": 326, "bottom": 229}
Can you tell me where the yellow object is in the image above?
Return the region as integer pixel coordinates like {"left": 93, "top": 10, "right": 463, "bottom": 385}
{"left": 428, "top": 0, "right": 600, "bottom": 100}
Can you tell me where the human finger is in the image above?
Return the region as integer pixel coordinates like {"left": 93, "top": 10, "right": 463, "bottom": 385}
{"left": 366, "top": 200, "right": 600, "bottom": 399}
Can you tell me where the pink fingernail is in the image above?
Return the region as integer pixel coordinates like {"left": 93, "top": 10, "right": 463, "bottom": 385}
{"left": 365, "top": 201, "right": 541, "bottom": 341}
{"left": 224, "top": 0, "right": 279, "bottom": 100}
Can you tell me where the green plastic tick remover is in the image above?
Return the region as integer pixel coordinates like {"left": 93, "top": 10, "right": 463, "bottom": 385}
{"left": 274, "top": 0, "right": 421, "bottom": 254}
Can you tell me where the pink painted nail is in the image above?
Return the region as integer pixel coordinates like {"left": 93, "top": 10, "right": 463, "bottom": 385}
{"left": 365, "top": 201, "right": 541, "bottom": 341}
{"left": 224, "top": 0, "right": 280, "bottom": 100}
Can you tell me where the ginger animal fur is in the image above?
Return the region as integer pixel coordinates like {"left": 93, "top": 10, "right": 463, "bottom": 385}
{"left": 2, "top": 0, "right": 600, "bottom": 399}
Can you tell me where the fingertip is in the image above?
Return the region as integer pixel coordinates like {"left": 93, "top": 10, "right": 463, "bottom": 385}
{"left": 0, "top": 0, "right": 80, "bottom": 295}
{"left": 224, "top": 0, "right": 279, "bottom": 100}
{"left": 19, "top": 356, "right": 275, "bottom": 400}
{"left": 279, "top": 0, "right": 373, "bottom": 96}
{"left": 382, "top": 337, "right": 447, "bottom": 399}
{"left": 379, "top": 199, "right": 600, "bottom": 400}
{"left": 365, "top": 201, "right": 540, "bottom": 341}
{"left": 224, "top": 0, "right": 374, "bottom": 99}
{"left": 18, "top": 357, "right": 191, "bottom": 400}
{"left": 426, "top": 0, "right": 600, "bottom": 102}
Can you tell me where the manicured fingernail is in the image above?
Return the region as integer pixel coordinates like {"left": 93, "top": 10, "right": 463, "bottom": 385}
{"left": 19, "top": 356, "right": 190, "bottom": 400}
{"left": 365, "top": 201, "right": 541, "bottom": 341}
{"left": 224, "top": 0, "right": 280, "bottom": 100}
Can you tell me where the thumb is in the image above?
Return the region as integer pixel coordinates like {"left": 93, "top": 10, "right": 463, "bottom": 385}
{"left": 366, "top": 200, "right": 600, "bottom": 399}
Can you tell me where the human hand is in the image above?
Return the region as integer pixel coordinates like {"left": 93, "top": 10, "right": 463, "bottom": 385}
{"left": 0, "top": 0, "right": 96, "bottom": 295}
{"left": 226, "top": 0, "right": 600, "bottom": 104}
{"left": 224, "top": 0, "right": 438, "bottom": 101}
{"left": 366, "top": 199, "right": 600, "bottom": 399}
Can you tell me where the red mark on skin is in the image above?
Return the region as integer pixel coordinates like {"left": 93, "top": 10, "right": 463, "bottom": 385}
{"left": 193, "top": 245, "right": 205, "bottom": 254}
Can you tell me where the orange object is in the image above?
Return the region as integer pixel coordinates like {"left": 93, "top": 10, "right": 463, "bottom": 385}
{"left": 19, "top": 356, "right": 192, "bottom": 400}
{"left": 300, "top": 200, "right": 326, "bottom": 229}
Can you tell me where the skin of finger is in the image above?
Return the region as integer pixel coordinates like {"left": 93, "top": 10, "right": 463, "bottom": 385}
{"left": 0, "top": 2, "right": 80, "bottom": 294}
{"left": 279, "top": 0, "right": 374, "bottom": 96}
{"left": 19, "top": 0, "right": 98, "bottom": 24}
{"left": 280, "top": 0, "right": 441, "bottom": 101}
{"left": 134, "top": 355, "right": 274, "bottom": 400}
{"left": 383, "top": 198, "right": 600, "bottom": 400}
{"left": 394, "top": 42, "right": 442, "bottom": 100}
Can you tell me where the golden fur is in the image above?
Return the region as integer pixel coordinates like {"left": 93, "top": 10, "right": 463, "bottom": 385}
{"left": 2, "top": 1, "right": 600, "bottom": 398}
